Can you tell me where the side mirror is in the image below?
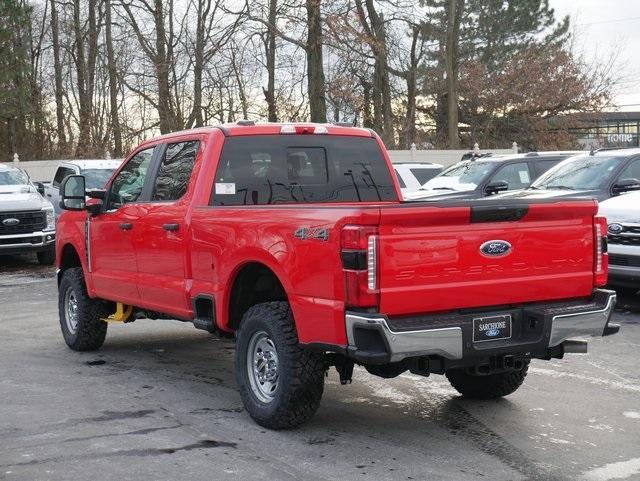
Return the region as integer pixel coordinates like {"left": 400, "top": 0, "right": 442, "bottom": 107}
{"left": 33, "top": 182, "right": 45, "bottom": 196}
{"left": 484, "top": 180, "right": 509, "bottom": 195}
{"left": 612, "top": 178, "right": 640, "bottom": 194}
{"left": 60, "top": 175, "right": 86, "bottom": 211}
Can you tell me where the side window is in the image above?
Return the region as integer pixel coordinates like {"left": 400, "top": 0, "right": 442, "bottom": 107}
{"left": 152, "top": 141, "right": 199, "bottom": 201}
{"left": 532, "top": 160, "right": 561, "bottom": 178}
{"left": 410, "top": 167, "right": 440, "bottom": 185}
{"left": 52, "top": 167, "right": 75, "bottom": 187}
{"left": 394, "top": 169, "right": 407, "bottom": 188}
{"left": 491, "top": 162, "right": 532, "bottom": 190}
{"left": 107, "top": 148, "right": 154, "bottom": 210}
{"left": 617, "top": 158, "right": 640, "bottom": 181}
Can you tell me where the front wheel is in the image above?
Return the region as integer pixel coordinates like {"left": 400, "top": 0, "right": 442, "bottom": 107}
{"left": 58, "top": 267, "right": 109, "bottom": 351}
{"left": 446, "top": 361, "right": 530, "bottom": 399}
{"left": 37, "top": 248, "right": 55, "bottom": 265}
{"left": 235, "top": 302, "right": 325, "bottom": 429}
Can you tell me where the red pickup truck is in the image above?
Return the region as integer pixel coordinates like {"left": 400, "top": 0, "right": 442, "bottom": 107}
{"left": 55, "top": 122, "right": 619, "bottom": 429}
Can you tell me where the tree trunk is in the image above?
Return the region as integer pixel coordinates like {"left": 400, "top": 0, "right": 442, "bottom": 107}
{"left": 105, "top": 0, "right": 122, "bottom": 155}
{"left": 49, "top": 0, "right": 66, "bottom": 153}
{"left": 189, "top": 0, "right": 206, "bottom": 128}
{"left": 263, "top": 0, "right": 278, "bottom": 122}
{"left": 445, "top": 0, "right": 462, "bottom": 148}
{"left": 403, "top": 26, "right": 420, "bottom": 149}
{"left": 154, "top": 0, "right": 174, "bottom": 134}
{"left": 305, "top": 0, "right": 326, "bottom": 123}
{"left": 73, "top": 0, "right": 91, "bottom": 156}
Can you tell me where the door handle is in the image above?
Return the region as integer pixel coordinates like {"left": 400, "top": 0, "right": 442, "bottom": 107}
{"left": 163, "top": 223, "right": 179, "bottom": 232}
{"left": 119, "top": 222, "right": 133, "bottom": 231}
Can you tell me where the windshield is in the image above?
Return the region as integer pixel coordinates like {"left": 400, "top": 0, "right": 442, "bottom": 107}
{"left": 0, "top": 169, "right": 29, "bottom": 186}
{"left": 532, "top": 155, "right": 624, "bottom": 190}
{"left": 83, "top": 168, "right": 115, "bottom": 189}
{"left": 421, "top": 161, "right": 495, "bottom": 191}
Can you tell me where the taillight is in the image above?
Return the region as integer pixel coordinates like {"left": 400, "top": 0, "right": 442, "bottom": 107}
{"left": 341, "top": 225, "right": 379, "bottom": 308}
{"left": 594, "top": 215, "right": 608, "bottom": 286}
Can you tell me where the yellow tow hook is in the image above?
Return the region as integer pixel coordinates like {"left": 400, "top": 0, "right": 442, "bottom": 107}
{"left": 103, "top": 303, "right": 134, "bottom": 323}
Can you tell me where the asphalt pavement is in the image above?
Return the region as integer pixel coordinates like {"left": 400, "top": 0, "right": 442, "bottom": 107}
{"left": 0, "top": 255, "right": 639, "bottom": 481}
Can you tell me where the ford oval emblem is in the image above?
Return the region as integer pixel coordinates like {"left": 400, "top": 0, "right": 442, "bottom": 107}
{"left": 608, "top": 223, "right": 623, "bottom": 234}
{"left": 486, "top": 328, "right": 501, "bottom": 337}
{"left": 2, "top": 218, "right": 20, "bottom": 226}
{"left": 480, "top": 240, "right": 512, "bottom": 258}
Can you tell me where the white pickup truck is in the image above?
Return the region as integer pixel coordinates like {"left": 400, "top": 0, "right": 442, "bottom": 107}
{"left": 0, "top": 163, "right": 56, "bottom": 264}
{"left": 42, "top": 159, "right": 122, "bottom": 216}
{"left": 599, "top": 191, "right": 640, "bottom": 296}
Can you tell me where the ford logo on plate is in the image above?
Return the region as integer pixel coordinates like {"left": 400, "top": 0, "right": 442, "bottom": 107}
{"left": 486, "top": 328, "right": 501, "bottom": 337}
{"left": 608, "top": 223, "right": 623, "bottom": 234}
{"left": 2, "top": 218, "right": 20, "bottom": 226}
{"left": 480, "top": 240, "right": 512, "bottom": 257}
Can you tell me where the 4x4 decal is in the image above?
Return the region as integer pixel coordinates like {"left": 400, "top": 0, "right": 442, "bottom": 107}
{"left": 294, "top": 227, "right": 329, "bottom": 241}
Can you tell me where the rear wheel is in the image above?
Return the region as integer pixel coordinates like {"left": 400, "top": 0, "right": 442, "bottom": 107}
{"left": 58, "top": 267, "right": 109, "bottom": 351}
{"left": 235, "top": 301, "right": 325, "bottom": 429}
{"left": 446, "top": 361, "right": 529, "bottom": 399}
{"left": 614, "top": 286, "right": 638, "bottom": 296}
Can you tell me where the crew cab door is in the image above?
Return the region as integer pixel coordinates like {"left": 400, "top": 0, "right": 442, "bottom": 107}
{"left": 133, "top": 140, "right": 199, "bottom": 318}
{"left": 89, "top": 147, "right": 155, "bottom": 304}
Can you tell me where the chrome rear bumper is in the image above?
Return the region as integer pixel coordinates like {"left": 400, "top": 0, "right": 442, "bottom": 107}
{"left": 345, "top": 289, "right": 618, "bottom": 364}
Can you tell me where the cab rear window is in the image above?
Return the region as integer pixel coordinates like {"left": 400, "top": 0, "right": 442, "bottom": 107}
{"left": 210, "top": 135, "right": 397, "bottom": 205}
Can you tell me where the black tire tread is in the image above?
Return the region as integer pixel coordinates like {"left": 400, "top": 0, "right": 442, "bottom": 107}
{"left": 236, "top": 301, "right": 324, "bottom": 430}
{"left": 37, "top": 249, "right": 55, "bottom": 265}
{"left": 58, "top": 267, "right": 109, "bottom": 351}
{"left": 446, "top": 361, "right": 529, "bottom": 399}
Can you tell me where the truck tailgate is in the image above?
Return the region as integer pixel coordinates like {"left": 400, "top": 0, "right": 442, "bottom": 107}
{"left": 378, "top": 200, "right": 597, "bottom": 316}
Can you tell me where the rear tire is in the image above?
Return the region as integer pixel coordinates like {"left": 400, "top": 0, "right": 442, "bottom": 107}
{"left": 58, "top": 267, "right": 109, "bottom": 351}
{"left": 235, "top": 301, "right": 325, "bottom": 429}
{"left": 614, "top": 286, "right": 638, "bottom": 296}
{"left": 446, "top": 361, "right": 529, "bottom": 399}
{"left": 37, "top": 248, "right": 55, "bottom": 265}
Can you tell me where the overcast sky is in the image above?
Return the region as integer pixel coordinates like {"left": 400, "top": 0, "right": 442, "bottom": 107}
{"left": 550, "top": 0, "right": 640, "bottom": 112}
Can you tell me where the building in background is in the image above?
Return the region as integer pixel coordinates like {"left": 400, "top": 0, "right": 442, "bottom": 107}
{"left": 569, "top": 112, "right": 640, "bottom": 150}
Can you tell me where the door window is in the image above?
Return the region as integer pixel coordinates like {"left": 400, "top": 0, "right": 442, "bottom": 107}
{"left": 53, "top": 167, "right": 75, "bottom": 187}
{"left": 491, "top": 162, "right": 532, "bottom": 190}
{"left": 107, "top": 148, "right": 154, "bottom": 210}
{"left": 617, "top": 158, "right": 640, "bottom": 181}
{"left": 152, "top": 141, "right": 199, "bottom": 201}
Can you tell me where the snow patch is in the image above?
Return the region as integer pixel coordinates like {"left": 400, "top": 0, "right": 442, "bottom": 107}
{"left": 582, "top": 457, "right": 640, "bottom": 481}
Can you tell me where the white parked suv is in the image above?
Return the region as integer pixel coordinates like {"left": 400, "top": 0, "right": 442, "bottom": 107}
{"left": 599, "top": 191, "right": 640, "bottom": 295}
{"left": 0, "top": 163, "right": 56, "bottom": 264}
{"left": 393, "top": 162, "right": 443, "bottom": 197}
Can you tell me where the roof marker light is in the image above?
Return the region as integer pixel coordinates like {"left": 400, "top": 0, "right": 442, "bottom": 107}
{"left": 280, "top": 124, "right": 296, "bottom": 134}
{"left": 314, "top": 125, "right": 328, "bottom": 134}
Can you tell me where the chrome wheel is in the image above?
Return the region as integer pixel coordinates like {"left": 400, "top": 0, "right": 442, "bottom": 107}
{"left": 247, "top": 331, "right": 279, "bottom": 403}
{"left": 64, "top": 287, "right": 79, "bottom": 334}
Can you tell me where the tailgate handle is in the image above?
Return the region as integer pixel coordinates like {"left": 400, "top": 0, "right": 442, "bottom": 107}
{"left": 119, "top": 222, "right": 133, "bottom": 231}
{"left": 163, "top": 223, "right": 179, "bottom": 232}
{"left": 471, "top": 205, "right": 528, "bottom": 223}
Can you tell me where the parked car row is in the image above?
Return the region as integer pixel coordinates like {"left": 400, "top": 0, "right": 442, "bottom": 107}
{"left": 0, "top": 159, "right": 122, "bottom": 264}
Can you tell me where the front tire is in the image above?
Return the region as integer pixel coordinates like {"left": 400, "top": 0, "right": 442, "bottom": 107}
{"left": 37, "top": 248, "right": 55, "bottom": 265}
{"left": 58, "top": 267, "right": 109, "bottom": 351}
{"left": 446, "top": 361, "right": 530, "bottom": 399}
{"left": 235, "top": 301, "right": 325, "bottom": 429}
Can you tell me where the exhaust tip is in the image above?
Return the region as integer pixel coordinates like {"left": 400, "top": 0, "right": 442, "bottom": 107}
{"left": 562, "top": 339, "right": 588, "bottom": 354}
